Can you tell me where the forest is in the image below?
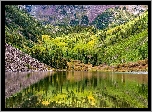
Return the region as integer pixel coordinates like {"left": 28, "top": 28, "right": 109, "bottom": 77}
{"left": 5, "top": 5, "right": 148, "bottom": 71}
{"left": 4, "top": 5, "right": 149, "bottom": 109}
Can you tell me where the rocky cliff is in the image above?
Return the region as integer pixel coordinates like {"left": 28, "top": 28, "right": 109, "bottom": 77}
{"left": 5, "top": 43, "right": 51, "bottom": 72}
{"left": 19, "top": 5, "right": 147, "bottom": 26}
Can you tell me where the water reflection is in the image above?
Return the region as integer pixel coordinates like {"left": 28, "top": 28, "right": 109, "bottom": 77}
{"left": 5, "top": 71, "right": 148, "bottom": 108}
{"left": 5, "top": 71, "right": 53, "bottom": 98}
{"left": 66, "top": 71, "right": 148, "bottom": 84}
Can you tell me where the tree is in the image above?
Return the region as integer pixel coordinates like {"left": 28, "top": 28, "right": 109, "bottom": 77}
{"left": 81, "top": 15, "right": 89, "bottom": 26}
{"left": 91, "top": 11, "right": 112, "bottom": 29}
{"left": 70, "top": 19, "right": 79, "bottom": 26}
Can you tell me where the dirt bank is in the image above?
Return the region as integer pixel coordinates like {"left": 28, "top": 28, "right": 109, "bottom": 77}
{"left": 67, "top": 59, "right": 148, "bottom": 72}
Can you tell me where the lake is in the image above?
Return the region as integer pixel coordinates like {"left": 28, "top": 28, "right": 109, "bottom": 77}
{"left": 5, "top": 71, "right": 148, "bottom": 108}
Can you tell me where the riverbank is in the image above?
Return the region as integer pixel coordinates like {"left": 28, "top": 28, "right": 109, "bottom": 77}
{"left": 66, "top": 59, "right": 148, "bottom": 72}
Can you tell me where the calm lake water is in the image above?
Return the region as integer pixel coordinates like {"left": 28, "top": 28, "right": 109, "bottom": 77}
{"left": 5, "top": 71, "right": 148, "bottom": 108}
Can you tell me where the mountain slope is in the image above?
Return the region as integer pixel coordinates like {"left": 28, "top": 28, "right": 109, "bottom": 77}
{"left": 5, "top": 5, "right": 148, "bottom": 70}
{"left": 5, "top": 43, "right": 51, "bottom": 72}
{"left": 91, "top": 6, "right": 135, "bottom": 29}
{"left": 28, "top": 11, "right": 148, "bottom": 67}
{"left": 19, "top": 5, "right": 148, "bottom": 29}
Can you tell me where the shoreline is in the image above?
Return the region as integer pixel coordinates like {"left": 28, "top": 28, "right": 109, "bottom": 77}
{"left": 5, "top": 58, "right": 148, "bottom": 73}
{"left": 66, "top": 59, "right": 148, "bottom": 73}
{"left": 5, "top": 68, "right": 148, "bottom": 74}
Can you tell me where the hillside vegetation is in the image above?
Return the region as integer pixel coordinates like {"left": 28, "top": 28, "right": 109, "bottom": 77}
{"left": 5, "top": 5, "right": 148, "bottom": 71}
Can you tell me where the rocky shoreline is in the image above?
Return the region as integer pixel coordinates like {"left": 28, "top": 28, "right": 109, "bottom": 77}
{"left": 94, "top": 59, "right": 148, "bottom": 72}
{"left": 66, "top": 59, "right": 148, "bottom": 72}
{"left": 5, "top": 43, "right": 52, "bottom": 72}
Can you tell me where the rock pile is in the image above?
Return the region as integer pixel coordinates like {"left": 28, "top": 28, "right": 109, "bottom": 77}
{"left": 5, "top": 43, "right": 51, "bottom": 72}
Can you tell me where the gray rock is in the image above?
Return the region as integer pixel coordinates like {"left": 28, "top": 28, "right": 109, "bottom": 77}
{"left": 5, "top": 43, "right": 52, "bottom": 72}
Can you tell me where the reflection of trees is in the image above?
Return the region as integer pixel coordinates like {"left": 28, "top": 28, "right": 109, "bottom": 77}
{"left": 5, "top": 71, "right": 53, "bottom": 98}
{"left": 122, "top": 74, "right": 148, "bottom": 84}
{"left": 67, "top": 71, "right": 93, "bottom": 82}
{"left": 26, "top": 71, "right": 68, "bottom": 94}
{"left": 121, "top": 74, "right": 125, "bottom": 83}
{"left": 93, "top": 76, "right": 97, "bottom": 88}
{"left": 142, "top": 74, "right": 146, "bottom": 84}
{"left": 5, "top": 71, "right": 148, "bottom": 108}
